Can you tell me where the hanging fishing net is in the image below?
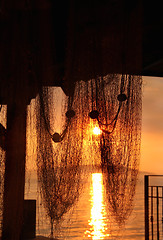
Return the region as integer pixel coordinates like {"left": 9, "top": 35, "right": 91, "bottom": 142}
{"left": 75, "top": 74, "right": 142, "bottom": 225}
{"left": 97, "top": 74, "right": 142, "bottom": 225}
{"left": 35, "top": 72, "right": 142, "bottom": 238}
{"left": 0, "top": 0, "right": 143, "bottom": 238}
{"left": 35, "top": 84, "right": 88, "bottom": 238}
{"left": 25, "top": 3, "right": 142, "bottom": 235}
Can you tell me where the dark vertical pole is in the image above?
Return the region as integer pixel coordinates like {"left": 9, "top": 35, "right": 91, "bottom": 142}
{"left": 162, "top": 187, "right": 163, "bottom": 238}
{"left": 2, "top": 103, "right": 27, "bottom": 240}
{"left": 145, "top": 175, "right": 149, "bottom": 240}
{"left": 151, "top": 186, "right": 154, "bottom": 240}
{"left": 157, "top": 187, "right": 159, "bottom": 240}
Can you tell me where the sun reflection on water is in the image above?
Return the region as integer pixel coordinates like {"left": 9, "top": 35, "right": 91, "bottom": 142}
{"left": 84, "top": 173, "right": 110, "bottom": 239}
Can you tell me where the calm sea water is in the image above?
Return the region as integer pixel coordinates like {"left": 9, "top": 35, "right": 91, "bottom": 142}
{"left": 25, "top": 170, "right": 147, "bottom": 240}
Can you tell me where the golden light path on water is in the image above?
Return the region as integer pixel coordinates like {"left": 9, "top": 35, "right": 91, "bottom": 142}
{"left": 84, "top": 173, "right": 110, "bottom": 239}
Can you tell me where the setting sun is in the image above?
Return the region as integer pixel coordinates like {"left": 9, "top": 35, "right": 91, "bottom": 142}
{"left": 93, "top": 127, "right": 102, "bottom": 135}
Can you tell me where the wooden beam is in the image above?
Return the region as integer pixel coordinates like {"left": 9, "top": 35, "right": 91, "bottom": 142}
{"left": 2, "top": 103, "right": 27, "bottom": 240}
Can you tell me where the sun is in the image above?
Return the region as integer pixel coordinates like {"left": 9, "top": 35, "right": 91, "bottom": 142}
{"left": 93, "top": 126, "right": 102, "bottom": 135}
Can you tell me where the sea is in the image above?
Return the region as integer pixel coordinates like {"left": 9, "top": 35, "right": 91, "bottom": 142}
{"left": 24, "top": 169, "right": 148, "bottom": 240}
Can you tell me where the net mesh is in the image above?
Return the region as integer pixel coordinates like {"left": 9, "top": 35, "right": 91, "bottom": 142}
{"left": 34, "top": 73, "right": 142, "bottom": 237}
{"left": 35, "top": 85, "right": 86, "bottom": 237}
{"left": 100, "top": 75, "right": 142, "bottom": 225}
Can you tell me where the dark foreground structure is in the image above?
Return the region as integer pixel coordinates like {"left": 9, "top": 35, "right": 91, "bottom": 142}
{"left": 0, "top": 1, "right": 163, "bottom": 239}
{"left": 145, "top": 175, "right": 163, "bottom": 240}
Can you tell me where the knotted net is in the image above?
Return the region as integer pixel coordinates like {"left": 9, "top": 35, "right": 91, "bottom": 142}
{"left": 36, "top": 84, "right": 87, "bottom": 238}
{"left": 35, "top": 73, "right": 142, "bottom": 237}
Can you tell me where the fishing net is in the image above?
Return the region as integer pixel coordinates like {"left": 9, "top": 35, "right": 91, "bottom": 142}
{"left": 35, "top": 73, "right": 142, "bottom": 237}
{"left": 35, "top": 85, "right": 87, "bottom": 238}
{"left": 77, "top": 74, "right": 142, "bottom": 225}
{"left": 98, "top": 75, "right": 142, "bottom": 225}
{"left": 0, "top": 0, "right": 142, "bottom": 238}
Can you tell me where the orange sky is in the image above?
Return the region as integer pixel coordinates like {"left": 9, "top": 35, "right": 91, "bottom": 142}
{"left": 140, "top": 76, "right": 163, "bottom": 174}
{"left": 24, "top": 77, "right": 163, "bottom": 174}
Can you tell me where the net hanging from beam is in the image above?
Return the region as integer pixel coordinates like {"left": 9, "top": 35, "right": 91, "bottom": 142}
{"left": 35, "top": 73, "right": 142, "bottom": 237}
{"left": 99, "top": 75, "right": 142, "bottom": 225}
{"left": 36, "top": 84, "right": 86, "bottom": 238}
{"left": 0, "top": 0, "right": 143, "bottom": 238}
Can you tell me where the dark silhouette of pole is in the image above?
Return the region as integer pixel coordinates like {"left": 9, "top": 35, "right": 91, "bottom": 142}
{"left": 151, "top": 186, "right": 154, "bottom": 240}
{"left": 2, "top": 103, "right": 27, "bottom": 240}
{"left": 157, "top": 187, "right": 159, "bottom": 240}
{"left": 145, "top": 175, "right": 149, "bottom": 240}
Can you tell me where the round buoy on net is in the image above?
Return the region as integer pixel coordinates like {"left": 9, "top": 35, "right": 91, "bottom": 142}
{"left": 66, "top": 109, "right": 75, "bottom": 118}
{"left": 117, "top": 93, "right": 127, "bottom": 102}
{"left": 89, "top": 110, "right": 99, "bottom": 119}
{"left": 52, "top": 132, "right": 61, "bottom": 143}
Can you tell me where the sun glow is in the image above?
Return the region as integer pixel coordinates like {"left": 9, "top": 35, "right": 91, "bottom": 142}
{"left": 93, "top": 127, "right": 102, "bottom": 135}
{"left": 84, "top": 173, "right": 110, "bottom": 239}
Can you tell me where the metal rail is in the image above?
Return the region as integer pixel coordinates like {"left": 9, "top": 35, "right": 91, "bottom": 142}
{"left": 145, "top": 175, "right": 163, "bottom": 240}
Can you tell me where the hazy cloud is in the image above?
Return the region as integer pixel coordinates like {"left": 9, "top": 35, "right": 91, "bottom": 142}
{"left": 142, "top": 76, "right": 163, "bottom": 133}
{"left": 141, "top": 76, "right": 163, "bottom": 174}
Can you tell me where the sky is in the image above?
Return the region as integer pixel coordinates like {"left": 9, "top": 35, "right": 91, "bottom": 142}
{"left": 25, "top": 77, "right": 163, "bottom": 174}
{"left": 140, "top": 76, "right": 163, "bottom": 174}
{"left": 1, "top": 76, "right": 162, "bottom": 174}
{"left": 44, "top": 77, "right": 163, "bottom": 174}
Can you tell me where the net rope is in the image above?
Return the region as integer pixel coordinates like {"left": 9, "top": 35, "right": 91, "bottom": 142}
{"left": 34, "top": 73, "right": 142, "bottom": 237}
{"left": 36, "top": 84, "right": 86, "bottom": 238}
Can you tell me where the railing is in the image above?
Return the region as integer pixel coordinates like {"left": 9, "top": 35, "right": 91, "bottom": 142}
{"left": 145, "top": 175, "right": 163, "bottom": 240}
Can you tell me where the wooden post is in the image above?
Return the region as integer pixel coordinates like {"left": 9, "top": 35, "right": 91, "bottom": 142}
{"left": 2, "top": 103, "right": 27, "bottom": 240}
{"left": 21, "top": 200, "right": 36, "bottom": 239}
{"left": 145, "top": 175, "right": 149, "bottom": 240}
